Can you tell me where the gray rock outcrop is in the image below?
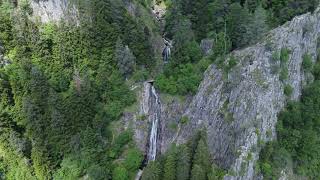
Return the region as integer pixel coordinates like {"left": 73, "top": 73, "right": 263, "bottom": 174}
{"left": 200, "top": 39, "right": 214, "bottom": 55}
{"left": 175, "top": 8, "right": 320, "bottom": 180}
{"left": 29, "top": 0, "right": 78, "bottom": 23}
{"left": 125, "top": 7, "right": 320, "bottom": 180}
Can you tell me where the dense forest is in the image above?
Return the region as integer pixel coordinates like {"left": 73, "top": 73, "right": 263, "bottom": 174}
{"left": 0, "top": 0, "right": 319, "bottom": 179}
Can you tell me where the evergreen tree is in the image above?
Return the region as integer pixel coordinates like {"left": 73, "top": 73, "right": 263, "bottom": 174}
{"left": 190, "top": 136, "right": 211, "bottom": 180}
{"left": 192, "top": 139, "right": 211, "bottom": 172}
{"left": 163, "top": 150, "right": 177, "bottom": 180}
{"left": 22, "top": 66, "right": 52, "bottom": 179}
{"left": 207, "top": 0, "right": 231, "bottom": 34}
{"left": 176, "top": 145, "right": 191, "bottom": 180}
{"left": 245, "top": 0, "right": 260, "bottom": 12}
{"left": 211, "top": 32, "right": 232, "bottom": 58}
{"left": 115, "top": 38, "right": 136, "bottom": 79}
{"left": 246, "top": 5, "right": 269, "bottom": 45}
{"left": 180, "top": 0, "right": 211, "bottom": 41}
{"left": 141, "top": 161, "right": 162, "bottom": 180}
{"left": 191, "top": 164, "right": 206, "bottom": 180}
{"left": 226, "top": 3, "right": 251, "bottom": 49}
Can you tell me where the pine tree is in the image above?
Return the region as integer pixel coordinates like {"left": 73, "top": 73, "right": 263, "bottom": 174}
{"left": 141, "top": 161, "right": 162, "bottom": 180}
{"left": 191, "top": 164, "right": 206, "bottom": 180}
{"left": 207, "top": 0, "right": 231, "bottom": 34}
{"left": 115, "top": 38, "right": 136, "bottom": 79}
{"left": 180, "top": 0, "right": 210, "bottom": 41}
{"left": 176, "top": 145, "right": 191, "bottom": 180}
{"left": 193, "top": 139, "right": 211, "bottom": 172}
{"left": 212, "top": 32, "right": 232, "bottom": 57}
{"left": 245, "top": 0, "right": 260, "bottom": 12}
{"left": 22, "top": 66, "right": 52, "bottom": 180}
{"left": 163, "top": 150, "right": 177, "bottom": 180}
{"left": 190, "top": 136, "right": 211, "bottom": 180}
{"left": 246, "top": 5, "right": 269, "bottom": 45}
{"left": 226, "top": 3, "right": 251, "bottom": 49}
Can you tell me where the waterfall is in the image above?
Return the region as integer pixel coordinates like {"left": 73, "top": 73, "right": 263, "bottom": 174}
{"left": 147, "top": 85, "right": 161, "bottom": 161}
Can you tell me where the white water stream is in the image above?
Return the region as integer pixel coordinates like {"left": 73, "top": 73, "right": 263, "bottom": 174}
{"left": 147, "top": 85, "right": 161, "bottom": 161}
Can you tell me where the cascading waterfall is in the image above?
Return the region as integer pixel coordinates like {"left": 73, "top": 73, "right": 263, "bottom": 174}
{"left": 147, "top": 85, "right": 161, "bottom": 161}
{"left": 148, "top": 86, "right": 160, "bottom": 161}
{"left": 135, "top": 83, "right": 161, "bottom": 180}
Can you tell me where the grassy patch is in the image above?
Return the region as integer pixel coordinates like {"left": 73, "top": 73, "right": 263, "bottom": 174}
{"left": 137, "top": 114, "right": 147, "bottom": 121}
{"left": 168, "top": 122, "right": 178, "bottom": 131}
{"left": 220, "top": 99, "right": 234, "bottom": 123}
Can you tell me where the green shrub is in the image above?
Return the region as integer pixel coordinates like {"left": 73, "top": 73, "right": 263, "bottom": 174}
{"left": 313, "top": 63, "right": 320, "bottom": 80}
{"left": 279, "top": 68, "right": 288, "bottom": 82}
{"left": 302, "top": 53, "right": 313, "bottom": 71}
{"left": 137, "top": 114, "right": 147, "bottom": 121}
{"left": 132, "top": 68, "right": 149, "bottom": 82}
{"left": 124, "top": 149, "right": 144, "bottom": 172}
{"left": 155, "top": 63, "right": 202, "bottom": 95}
{"left": 280, "top": 48, "right": 290, "bottom": 64}
{"left": 226, "top": 56, "right": 237, "bottom": 72}
{"left": 284, "top": 84, "right": 293, "bottom": 96}
{"left": 180, "top": 116, "right": 189, "bottom": 124}
{"left": 112, "top": 166, "right": 129, "bottom": 180}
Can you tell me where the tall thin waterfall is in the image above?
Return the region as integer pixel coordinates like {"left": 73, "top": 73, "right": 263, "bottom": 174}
{"left": 147, "top": 85, "right": 161, "bottom": 161}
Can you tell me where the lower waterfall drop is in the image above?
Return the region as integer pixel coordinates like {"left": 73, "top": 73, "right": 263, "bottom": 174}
{"left": 147, "top": 85, "right": 161, "bottom": 161}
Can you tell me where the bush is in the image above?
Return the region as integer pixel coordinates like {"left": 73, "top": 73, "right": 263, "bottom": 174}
{"left": 112, "top": 166, "right": 129, "bottom": 180}
{"left": 284, "top": 84, "right": 293, "bottom": 96}
{"left": 280, "top": 48, "right": 290, "bottom": 64}
{"left": 313, "top": 63, "right": 320, "bottom": 80}
{"left": 155, "top": 63, "right": 202, "bottom": 95}
{"left": 132, "top": 68, "right": 149, "bottom": 82}
{"left": 302, "top": 53, "right": 313, "bottom": 72}
{"left": 124, "top": 149, "right": 144, "bottom": 172}
{"left": 180, "top": 116, "right": 189, "bottom": 124}
{"left": 279, "top": 68, "right": 288, "bottom": 82}
{"left": 226, "top": 55, "right": 237, "bottom": 73}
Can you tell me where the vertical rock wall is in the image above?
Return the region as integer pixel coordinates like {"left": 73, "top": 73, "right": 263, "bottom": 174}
{"left": 174, "top": 8, "right": 320, "bottom": 180}
{"left": 29, "top": 0, "right": 78, "bottom": 23}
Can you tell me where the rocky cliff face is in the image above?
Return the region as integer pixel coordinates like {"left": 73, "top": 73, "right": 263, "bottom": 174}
{"left": 124, "top": 7, "right": 320, "bottom": 180}
{"left": 29, "top": 0, "right": 78, "bottom": 23}
{"left": 178, "top": 8, "right": 320, "bottom": 179}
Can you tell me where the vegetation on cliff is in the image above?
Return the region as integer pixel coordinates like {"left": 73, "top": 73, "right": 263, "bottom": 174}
{"left": 0, "top": 0, "right": 319, "bottom": 179}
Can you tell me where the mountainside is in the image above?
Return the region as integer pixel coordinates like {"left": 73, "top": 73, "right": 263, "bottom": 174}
{"left": 0, "top": 0, "right": 319, "bottom": 180}
{"left": 123, "top": 5, "right": 320, "bottom": 180}
{"left": 178, "top": 8, "right": 320, "bottom": 179}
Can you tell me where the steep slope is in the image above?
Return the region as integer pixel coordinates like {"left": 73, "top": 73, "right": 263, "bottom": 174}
{"left": 175, "top": 8, "right": 320, "bottom": 179}
{"left": 16, "top": 0, "right": 320, "bottom": 179}
{"left": 124, "top": 6, "right": 320, "bottom": 180}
